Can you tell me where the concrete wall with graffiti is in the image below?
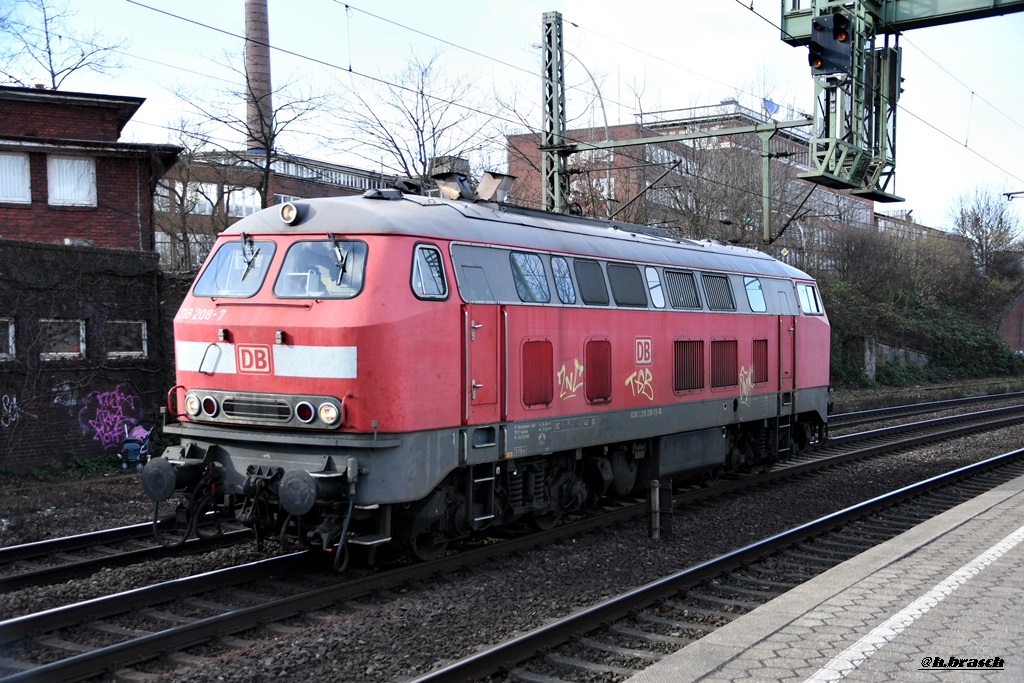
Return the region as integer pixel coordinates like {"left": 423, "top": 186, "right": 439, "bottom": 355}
{"left": 0, "top": 239, "right": 190, "bottom": 471}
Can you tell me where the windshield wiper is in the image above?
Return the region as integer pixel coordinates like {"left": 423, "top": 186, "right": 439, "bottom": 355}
{"left": 239, "top": 232, "right": 261, "bottom": 281}
{"left": 328, "top": 233, "right": 348, "bottom": 286}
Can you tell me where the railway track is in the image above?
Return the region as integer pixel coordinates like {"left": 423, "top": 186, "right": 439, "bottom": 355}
{"left": 412, "top": 448, "right": 1024, "bottom": 683}
{"left": 2, "top": 401, "right": 1024, "bottom": 681}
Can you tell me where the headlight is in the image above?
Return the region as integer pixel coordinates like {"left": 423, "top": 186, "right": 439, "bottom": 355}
{"left": 318, "top": 402, "right": 340, "bottom": 425}
{"left": 184, "top": 393, "right": 201, "bottom": 417}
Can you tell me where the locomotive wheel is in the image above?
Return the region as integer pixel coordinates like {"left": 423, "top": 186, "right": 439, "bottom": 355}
{"left": 532, "top": 512, "right": 558, "bottom": 531}
{"left": 412, "top": 533, "right": 448, "bottom": 561}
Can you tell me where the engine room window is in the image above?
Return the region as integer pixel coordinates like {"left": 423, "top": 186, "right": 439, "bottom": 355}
{"left": 0, "top": 153, "right": 31, "bottom": 204}
{"left": 711, "top": 339, "right": 738, "bottom": 388}
{"left": 753, "top": 339, "right": 769, "bottom": 384}
{"left": 412, "top": 244, "right": 448, "bottom": 299}
{"left": 702, "top": 274, "right": 736, "bottom": 311}
{"left": 674, "top": 339, "right": 704, "bottom": 391}
{"left": 574, "top": 259, "right": 609, "bottom": 306}
{"left": 607, "top": 264, "right": 647, "bottom": 307}
{"left": 744, "top": 277, "right": 767, "bottom": 313}
{"left": 522, "top": 340, "right": 553, "bottom": 406}
{"left": 39, "top": 318, "right": 86, "bottom": 361}
{"left": 510, "top": 252, "right": 550, "bottom": 303}
{"left": 664, "top": 270, "right": 701, "bottom": 309}
{"left": 797, "top": 283, "right": 824, "bottom": 315}
{"left": 193, "top": 237, "right": 277, "bottom": 298}
{"left": 551, "top": 256, "right": 576, "bottom": 304}
{"left": 645, "top": 267, "right": 665, "bottom": 308}
{"left": 47, "top": 156, "right": 96, "bottom": 207}
{"left": 585, "top": 339, "right": 612, "bottom": 402}
{"left": 274, "top": 239, "right": 367, "bottom": 299}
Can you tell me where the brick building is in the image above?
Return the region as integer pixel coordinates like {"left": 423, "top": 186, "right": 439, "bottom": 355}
{"left": 0, "top": 85, "right": 180, "bottom": 471}
{"left": 0, "top": 86, "right": 180, "bottom": 249}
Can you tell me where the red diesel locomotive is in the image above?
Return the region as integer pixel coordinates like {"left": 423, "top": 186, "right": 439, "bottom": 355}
{"left": 142, "top": 173, "right": 831, "bottom": 564}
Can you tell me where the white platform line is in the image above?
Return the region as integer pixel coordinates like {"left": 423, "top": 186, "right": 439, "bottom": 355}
{"left": 803, "top": 521, "right": 1024, "bottom": 682}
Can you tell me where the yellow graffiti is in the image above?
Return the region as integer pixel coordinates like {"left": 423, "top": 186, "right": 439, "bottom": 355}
{"left": 557, "top": 359, "right": 584, "bottom": 399}
{"left": 738, "top": 365, "right": 754, "bottom": 406}
{"left": 625, "top": 367, "right": 655, "bottom": 401}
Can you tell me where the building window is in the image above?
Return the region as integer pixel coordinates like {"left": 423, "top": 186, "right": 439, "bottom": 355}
{"left": 106, "top": 320, "right": 148, "bottom": 359}
{"left": 47, "top": 156, "right": 96, "bottom": 207}
{"left": 0, "top": 153, "right": 31, "bottom": 204}
{"left": 226, "top": 185, "right": 261, "bottom": 217}
{"left": 275, "top": 194, "right": 302, "bottom": 204}
{"left": 153, "top": 180, "right": 172, "bottom": 213}
{"left": 40, "top": 318, "right": 86, "bottom": 360}
{"left": 0, "top": 318, "right": 14, "bottom": 359}
{"left": 186, "top": 181, "right": 217, "bottom": 215}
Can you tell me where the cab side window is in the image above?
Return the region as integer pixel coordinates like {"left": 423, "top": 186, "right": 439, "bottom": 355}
{"left": 412, "top": 244, "right": 448, "bottom": 299}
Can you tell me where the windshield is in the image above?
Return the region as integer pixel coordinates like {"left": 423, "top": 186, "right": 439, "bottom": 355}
{"left": 273, "top": 239, "right": 368, "bottom": 298}
{"left": 193, "top": 238, "right": 276, "bottom": 298}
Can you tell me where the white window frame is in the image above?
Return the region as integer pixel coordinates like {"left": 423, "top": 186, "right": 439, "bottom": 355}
{"left": 47, "top": 156, "right": 97, "bottom": 207}
{"left": 0, "top": 153, "right": 31, "bottom": 204}
{"left": 185, "top": 181, "right": 217, "bottom": 216}
{"left": 0, "top": 318, "right": 14, "bottom": 360}
{"left": 39, "top": 318, "right": 86, "bottom": 361}
{"left": 106, "top": 320, "right": 148, "bottom": 359}
{"left": 153, "top": 180, "right": 172, "bottom": 213}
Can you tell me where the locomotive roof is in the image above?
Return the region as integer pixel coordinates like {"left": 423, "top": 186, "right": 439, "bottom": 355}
{"left": 225, "top": 192, "right": 813, "bottom": 281}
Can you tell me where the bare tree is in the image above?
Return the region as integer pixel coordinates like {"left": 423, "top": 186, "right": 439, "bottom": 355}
{"left": 950, "top": 186, "right": 1024, "bottom": 276}
{"left": 0, "top": 0, "right": 127, "bottom": 89}
{"left": 328, "top": 51, "right": 502, "bottom": 186}
{"left": 171, "top": 59, "right": 330, "bottom": 212}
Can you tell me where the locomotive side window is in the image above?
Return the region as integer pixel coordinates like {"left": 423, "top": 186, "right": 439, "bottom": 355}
{"left": 193, "top": 238, "right": 276, "bottom": 298}
{"left": 744, "top": 277, "right": 767, "bottom": 313}
{"left": 664, "top": 270, "right": 701, "bottom": 309}
{"left": 412, "top": 244, "right": 448, "bottom": 299}
{"left": 702, "top": 274, "right": 736, "bottom": 311}
{"left": 645, "top": 267, "right": 665, "bottom": 308}
{"left": 273, "top": 239, "right": 367, "bottom": 299}
{"left": 607, "top": 264, "right": 647, "bottom": 307}
{"left": 574, "top": 259, "right": 609, "bottom": 306}
{"left": 522, "top": 340, "right": 554, "bottom": 406}
{"left": 797, "top": 283, "right": 824, "bottom": 315}
{"left": 585, "top": 339, "right": 612, "bottom": 403}
{"left": 551, "top": 256, "right": 577, "bottom": 304}
{"left": 510, "top": 252, "right": 550, "bottom": 303}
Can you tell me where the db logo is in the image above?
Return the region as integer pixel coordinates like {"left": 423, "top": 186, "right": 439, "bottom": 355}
{"left": 635, "top": 337, "right": 653, "bottom": 365}
{"left": 236, "top": 344, "right": 273, "bottom": 374}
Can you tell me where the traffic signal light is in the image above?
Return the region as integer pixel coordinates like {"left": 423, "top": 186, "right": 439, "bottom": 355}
{"left": 808, "top": 11, "right": 853, "bottom": 76}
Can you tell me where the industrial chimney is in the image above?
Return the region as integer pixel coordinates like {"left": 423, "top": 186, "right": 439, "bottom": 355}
{"left": 245, "top": 0, "right": 273, "bottom": 152}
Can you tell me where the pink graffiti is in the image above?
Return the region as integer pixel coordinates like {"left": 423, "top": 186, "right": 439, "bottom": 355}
{"left": 78, "top": 383, "right": 142, "bottom": 450}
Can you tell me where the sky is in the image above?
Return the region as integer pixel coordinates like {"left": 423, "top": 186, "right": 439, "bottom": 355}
{"left": 13, "top": 0, "right": 1024, "bottom": 231}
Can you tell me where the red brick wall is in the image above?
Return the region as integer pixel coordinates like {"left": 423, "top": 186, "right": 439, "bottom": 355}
{"left": 0, "top": 98, "right": 126, "bottom": 141}
{"left": 0, "top": 152, "right": 154, "bottom": 250}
